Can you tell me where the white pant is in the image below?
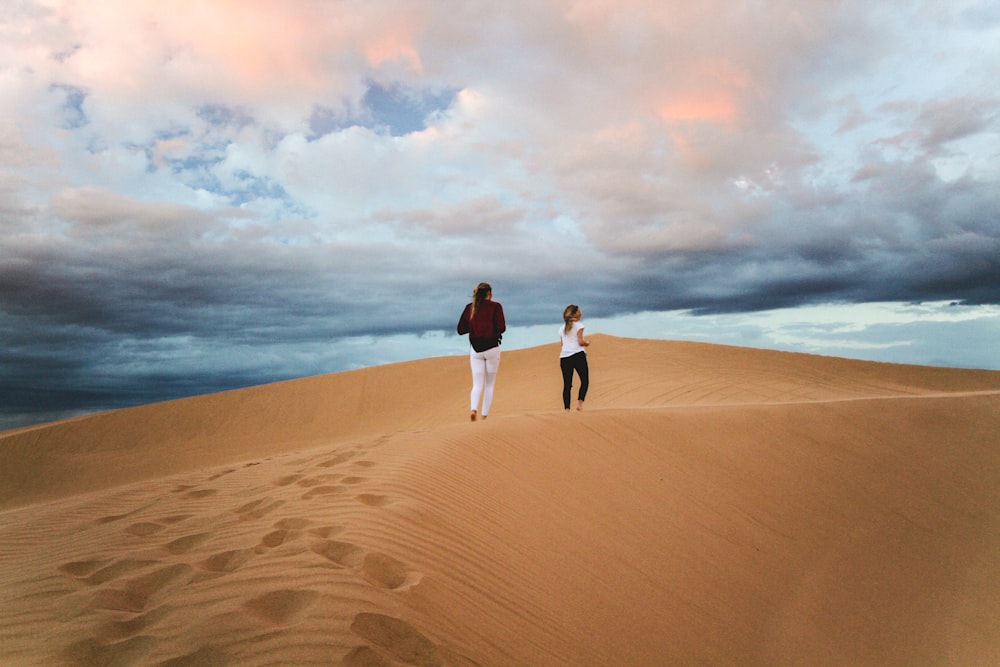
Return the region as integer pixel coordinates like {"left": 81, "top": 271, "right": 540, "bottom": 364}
{"left": 469, "top": 346, "right": 501, "bottom": 415}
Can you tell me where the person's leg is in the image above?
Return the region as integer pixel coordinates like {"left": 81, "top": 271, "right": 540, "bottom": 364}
{"left": 480, "top": 347, "right": 501, "bottom": 417}
{"left": 469, "top": 350, "right": 486, "bottom": 419}
{"left": 575, "top": 353, "right": 589, "bottom": 409}
{"left": 560, "top": 356, "right": 574, "bottom": 409}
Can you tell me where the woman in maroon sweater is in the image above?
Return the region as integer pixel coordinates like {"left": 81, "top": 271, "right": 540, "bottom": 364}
{"left": 457, "top": 282, "right": 506, "bottom": 421}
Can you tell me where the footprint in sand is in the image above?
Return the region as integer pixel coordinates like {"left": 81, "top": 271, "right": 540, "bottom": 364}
{"left": 308, "top": 526, "right": 344, "bottom": 539}
{"left": 207, "top": 468, "right": 236, "bottom": 481}
{"left": 59, "top": 559, "right": 111, "bottom": 578}
{"left": 350, "top": 613, "right": 441, "bottom": 667}
{"left": 126, "top": 521, "right": 166, "bottom": 537}
{"left": 274, "top": 473, "right": 304, "bottom": 486}
{"left": 163, "top": 533, "right": 211, "bottom": 555}
{"left": 256, "top": 529, "right": 297, "bottom": 552}
{"left": 360, "top": 552, "right": 419, "bottom": 590}
{"left": 234, "top": 497, "right": 284, "bottom": 520}
{"left": 159, "top": 514, "right": 192, "bottom": 525}
{"left": 198, "top": 548, "right": 254, "bottom": 573}
{"left": 90, "top": 563, "right": 194, "bottom": 613}
{"left": 90, "top": 588, "right": 149, "bottom": 613}
{"left": 299, "top": 474, "right": 343, "bottom": 487}
{"left": 316, "top": 452, "right": 355, "bottom": 468}
{"left": 308, "top": 539, "right": 418, "bottom": 590}
{"left": 356, "top": 435, "right": 390, "bottom": 451}
{"left": 157, "top": 645, "right": 229, "bottom": 665}
{"left": 63, "top": 635, "right": 157, "bottom": 667}
{"left": 95, "top": 510, "right": 140, "bottom": 525}
{"left": 340, "top": 476, "right": 367, "bottom": 485}
{"left": 341, "top": 646, "right": 390, "bottom": 666}
{"left": 73, "top": 558, "right": 159, "bottom": 586}
{"left": 243, "top": 589, "right": 320, "bottom": 625}
{"left": 184, "top": 488, "right": 218, "bottom": 499}
{"left": 344, "top": 637, "right": 474, "bottom": 667}
{"left": 356, "top": 494, "right": 391, "bottom": 507}
{"left": 309, "top": 539, "right": 365, "bottom": 568}
{"left": 95, "top": 605, "right": 172, "bottom": 641}
{"left": 301, "top": 485, "right": 344, "bottom": 499}
{"left": 254, "top": 519, "right": 312, "bottom": 553}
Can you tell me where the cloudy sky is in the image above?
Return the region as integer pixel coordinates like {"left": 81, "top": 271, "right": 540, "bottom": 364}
{"left": 2, "top": 1, "right": 999, "bottom": 429}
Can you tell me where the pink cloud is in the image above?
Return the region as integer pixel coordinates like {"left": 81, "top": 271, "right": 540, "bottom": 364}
{"left": 51, "top": 1, "right": 430, "bottom": 110}
{"left": 361, "top": 19, "right": 426, "bottom": 75}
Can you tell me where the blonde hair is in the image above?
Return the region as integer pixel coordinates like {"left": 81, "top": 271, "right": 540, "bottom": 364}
{"left": 563, "top": 304, "right": 579, "bottom": 334}
{"left": 470, "top": 282, "right": 492, "bottom": 319}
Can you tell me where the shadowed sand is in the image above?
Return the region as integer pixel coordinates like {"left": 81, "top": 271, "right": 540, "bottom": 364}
{"left": 1, "top": 335, "right": 998, "bottom": 665}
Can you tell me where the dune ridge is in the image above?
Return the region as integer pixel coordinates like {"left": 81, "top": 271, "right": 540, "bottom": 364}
{"left": 1, "top": 335, "right": 998, "bottom": 665}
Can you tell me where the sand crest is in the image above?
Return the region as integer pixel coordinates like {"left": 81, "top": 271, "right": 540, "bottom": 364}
{"left": 1, "top": 336, "right": 998, "bottom": 665}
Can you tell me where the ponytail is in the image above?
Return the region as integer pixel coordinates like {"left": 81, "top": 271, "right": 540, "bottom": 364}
{"left": 470, "top": 282, "right": 492, "bottom": 319}
{"left": 563, "top": 304, "right": 579, "bottom": 334}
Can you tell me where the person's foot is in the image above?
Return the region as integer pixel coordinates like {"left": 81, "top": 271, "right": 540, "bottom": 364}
{"left": 470, "top": 410, "right": 477, "bottom": 421}
{"left": 577, "top": 400, "right": 584, "bottom": 411}
{"left": 481, "top": 414, "right": 488, "bottom": 420}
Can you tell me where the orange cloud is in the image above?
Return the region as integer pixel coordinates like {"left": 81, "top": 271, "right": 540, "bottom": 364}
{"left": 363, "top": 26, "right": 424, "bottom": 75}
{"left": 654, "top": 58, "right": 749, "bottom": 125}
{"left": 657, "top": 94, "right": 738, "bottom": 124}
{"left": 56, "top": 1, "right": 430, "bottom": 101}
{"left": 163, "top": 1, "right": 334, "bottom": 93}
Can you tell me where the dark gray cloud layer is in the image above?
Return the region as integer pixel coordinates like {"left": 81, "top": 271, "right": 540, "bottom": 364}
{"left": 4, "top": 163, "right": 997, "bottom": 428}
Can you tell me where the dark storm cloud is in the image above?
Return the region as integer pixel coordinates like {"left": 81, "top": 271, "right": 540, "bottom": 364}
{"left": 5, "top": 137, "right": 1000, "bottom": 429}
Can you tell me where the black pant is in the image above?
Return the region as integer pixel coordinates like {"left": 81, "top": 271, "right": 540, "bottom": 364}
{"left": 560, "top": 352, "right": 589, "bottom": 409}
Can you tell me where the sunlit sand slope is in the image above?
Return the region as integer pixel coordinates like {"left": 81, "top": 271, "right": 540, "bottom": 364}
{"left": 1, "top": 336, "right": 998, "bottom": 665}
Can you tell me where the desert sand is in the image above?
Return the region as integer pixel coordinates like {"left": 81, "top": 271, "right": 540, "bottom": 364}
{"left": 1, "top": 335, "right": 998, "bottom": 666}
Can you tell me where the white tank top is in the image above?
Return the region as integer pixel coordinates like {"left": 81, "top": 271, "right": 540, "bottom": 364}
{"left": 559, "top": 321, "right": 586, "bottom": 358}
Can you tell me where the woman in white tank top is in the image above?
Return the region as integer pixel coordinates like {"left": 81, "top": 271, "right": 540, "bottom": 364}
{"left": 559, "top": 304, "right": 590, "bottom": 410}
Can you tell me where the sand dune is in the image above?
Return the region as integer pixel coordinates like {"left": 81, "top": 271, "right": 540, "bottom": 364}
{"left": 1, "top": 335, "right": 998, "bottom": 665}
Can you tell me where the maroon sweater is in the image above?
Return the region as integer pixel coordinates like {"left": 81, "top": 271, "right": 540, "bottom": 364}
{"left": 457, "top": 300, "right": 506, "bottom": 352}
